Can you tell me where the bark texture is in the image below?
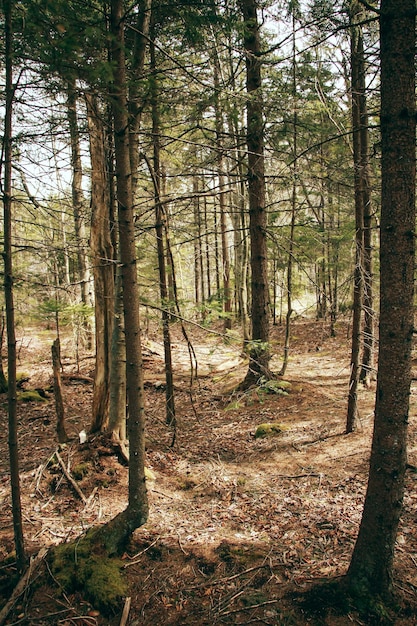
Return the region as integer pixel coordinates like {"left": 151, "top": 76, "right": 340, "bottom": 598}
{"left": 238, "top": 0, "right": 271, "bottom": 387}
{"left": 110, "top": 0, "right": 149, "bottom": 536}
{"left": 347, "top": 0, "right": 415, "bottom": 598}
{"left": 86, "top": 94, "right": 115, "bottom": 433}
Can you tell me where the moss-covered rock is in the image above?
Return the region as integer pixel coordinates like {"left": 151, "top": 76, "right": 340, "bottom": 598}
{"left": 254, "top": 422, "right": 289, "bottom": 439}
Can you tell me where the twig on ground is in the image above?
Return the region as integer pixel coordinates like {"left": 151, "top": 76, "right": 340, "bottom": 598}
{"left": 119, "top": 597, "right": 131, "bottom": 626}
{"left": 55, "top": 449, "right": 87, "bottom": 504}
{"left": 220, "top": 598, "right": 280, "bottom": 617}
{"left": 124, "top": 537, "right": 161, "bottom": 568}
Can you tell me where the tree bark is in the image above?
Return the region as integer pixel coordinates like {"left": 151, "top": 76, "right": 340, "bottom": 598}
{"left": 86, "top": 93, "right": 115, "bottom": 433}
{"left": 213, "top": 53, "right": 232, "bottom": 330}
{"left": 66, "top": 78, "right": 91, "bottom": 314}
{"left": 150, "top": 36, "right": 176, "bottom": 428}
{"left": 346, "top": 0, "right": 370, "bottom": 432}
{"left": 109, "top": 0, "right": 148, "bottom": 540}
{"left": 347, "top": 0, "right": 415, "bottom": 598}
{"left": 52, "top": 339, "right": 68, "bottom": 444}
{"left": 238, "top": 0, "right": 271, "bottom": 387}
{"left": 3, "top": 0, "right": 26, "bottom": 573}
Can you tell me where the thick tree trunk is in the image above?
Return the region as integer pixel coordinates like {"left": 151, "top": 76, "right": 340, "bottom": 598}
{"left": 86, "top": 93, "right": 115, "bottom": 433}
{"left": 3, "top": 0, "right": 26, "bottom": 573}
{"left": 347, "top": 0, "right": 415, "bottom": 598}
{"left": 238, "top": 0, "right": 271, "bottom": 387}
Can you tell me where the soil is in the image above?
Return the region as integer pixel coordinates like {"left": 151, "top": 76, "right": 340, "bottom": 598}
{"left": 0, "top": 318, "right": 416, "bottom": 625}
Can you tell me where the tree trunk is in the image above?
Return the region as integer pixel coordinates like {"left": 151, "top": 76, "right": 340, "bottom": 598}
{"left": 108, "top": 0, "right": 149, "bottom": 542}
{"left": 86, "top": 93, "right": 115, "bottom": 433}
{"left": 280, "top": 17, "right": 297, "bottom": 378}
{"left": 347, "top": 0, "right": 415, "bottom": 599}
{"left": 66, "top": 78, "right": 92, "bottom": 316}
{"left": 238, "top": 0, "right": 271, "bottom": 387}
{"left": 346, "top": 0, "right": 366, "bottom": 433}
{"left": 3, "top": 0, "right": 26, "bottom": 573}
{"left": 128, "top": 0, "right": 152, "bottom": 199}
{"left": 52, "top": 339, "right": 69, "bottom": 444}
{"left": 107, "top": 265, "right": 126, "bottom": 442}
{"left": 213, "top": 54, "right": 232, "bottom": 330}
{"left": 150, "top": 35, "right": 176, "bottom": 428}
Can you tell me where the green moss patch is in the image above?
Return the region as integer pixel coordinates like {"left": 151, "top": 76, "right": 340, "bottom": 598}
{"left": 254, "top": 422, "right": 289, "bottom": 439}
{"left": 50, "top": 530, "right": 127, "bottom": 613}
{"left": 18, "top": 390, "right": 47, "bottom": 402}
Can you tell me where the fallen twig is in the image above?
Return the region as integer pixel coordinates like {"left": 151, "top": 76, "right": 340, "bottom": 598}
{"left": 124, "top": 537, "right": 161, "bottom": 568}
{"left": 55, "top": 449, "right": 87, "bottom": 504}
{"left": 119, "top": 597, "right": 131, "bottom": 626}
{"left": 220, "top": 598, "right": 280, "bottom": 617}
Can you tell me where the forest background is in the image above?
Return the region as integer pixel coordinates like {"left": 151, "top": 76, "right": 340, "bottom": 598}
{"left": 1, "top": 0, "right": 417, "bottom": 624}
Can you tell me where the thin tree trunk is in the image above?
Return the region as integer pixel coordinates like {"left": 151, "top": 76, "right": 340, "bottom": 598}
{"left": 150, "top": 35, "right": 176, "bottom": 428}
{"left": 213, "top": 54, "right": 232, "bottom": 330}
{"left": 347, "top": 0, "right": 415, "bottom": 598}
{"left": 280, "top": 17, "right": 297, "bottom": 378}
{"left": 107, "top": 265, "right": 126, "bottom": 442}
{"left": 3, "top": 0, "right": 26, "bottom": 573}
{"left": 346, "top": 0, "right": 366, "bottom": 433}
{"left": 66, "top": 78, "right": 91, "bottom": 312}
{"left": 52, "top": 339, "right": 68, "bottom": 444}
{"left": 128, "top": 0, "right": 152, "bottom": 198}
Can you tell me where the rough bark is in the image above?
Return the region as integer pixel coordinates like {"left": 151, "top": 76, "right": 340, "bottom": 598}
{"left": 3, "top": 0, "right": 26, "bottom": 573}
{"left": 346, "top": 0, "right": 368, "bottom": 432}
{"left": 347, "top": 0, "right": 415, "bottom": 598}
{"left": 150, "top": 36, "right": 175, "bottom": 428}
{"left": 86, "top": 93, "right": 115, "bottom": 433}
{"left": 213, "top": 53, "right": 232, "bottom": 330}
{"left": 109, "top": 0, "right": 149, "bottom": 537}
{"left": 238, "top": 0, "right": 271, "bottom": 387}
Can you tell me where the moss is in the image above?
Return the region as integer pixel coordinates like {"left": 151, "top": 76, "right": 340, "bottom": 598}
{"left": 254, "top": 422, "right": 289, "bottom": 438}
{"left": 72, "top": 463, "right": 90, "bottom": 480}
{"left": 262, "top": 379, "right": 291, "bottom": 393}
{"left": 50, "top": 530, "right": 127, "bottom": 613}
{"left": 18, "top": 390, "right": 47, "bottom": 403}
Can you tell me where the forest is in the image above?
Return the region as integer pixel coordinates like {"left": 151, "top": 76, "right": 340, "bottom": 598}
{"left": 0, "top": 0, "right": 416, "bottom": 624}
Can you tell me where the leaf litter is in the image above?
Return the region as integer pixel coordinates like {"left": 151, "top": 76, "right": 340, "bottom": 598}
{"left": 0, "top": 319, "right": 416, "bottom": 625}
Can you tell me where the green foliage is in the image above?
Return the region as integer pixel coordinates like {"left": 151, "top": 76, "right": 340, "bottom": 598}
{"left": 50, "top": 531, "right": 127, "bottom": 614}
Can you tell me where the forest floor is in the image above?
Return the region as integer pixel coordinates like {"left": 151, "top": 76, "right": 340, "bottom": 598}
{"left": 0, "top": 317, "right": 417, "bottom": 625}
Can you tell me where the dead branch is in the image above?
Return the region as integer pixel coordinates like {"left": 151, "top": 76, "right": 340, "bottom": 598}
{"left": 55, "top": 449, "right": 87, "bottom": 504}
